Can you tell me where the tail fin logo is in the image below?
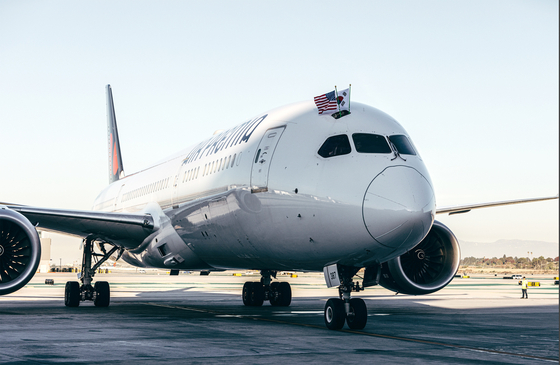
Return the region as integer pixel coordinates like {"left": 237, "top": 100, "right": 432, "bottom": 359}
{"left": 112, "top": 135, "right": 119, "bottom": 175}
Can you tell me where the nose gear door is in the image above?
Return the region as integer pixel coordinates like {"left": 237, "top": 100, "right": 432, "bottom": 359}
{"left": 250, "top": 126, "right": 285, "bottom": 193}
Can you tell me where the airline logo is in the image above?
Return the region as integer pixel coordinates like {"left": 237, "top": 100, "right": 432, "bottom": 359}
{"left": 110, "top": 133, "right": 119, "bottom": 175}
{"left": 182, "top": 115, "right": 268, "bottom": 166}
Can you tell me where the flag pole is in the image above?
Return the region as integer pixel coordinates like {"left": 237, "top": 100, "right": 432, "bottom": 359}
{"left": 348, "top": 84, "right": 351, "bottom": 112}
{"left": 334, "top": 85, "right": 341, "bottom": 118}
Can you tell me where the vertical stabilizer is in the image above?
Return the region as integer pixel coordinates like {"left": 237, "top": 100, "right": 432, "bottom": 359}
{"left": 106, "top": 85, "right": 125, "bottom": 184}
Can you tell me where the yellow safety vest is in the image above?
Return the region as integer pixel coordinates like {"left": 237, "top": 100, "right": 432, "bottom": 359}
{"left": 521, "top": 279, "right": 528, "bottom": 289}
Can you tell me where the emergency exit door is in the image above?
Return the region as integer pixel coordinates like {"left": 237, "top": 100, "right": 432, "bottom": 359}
{"left": 250, "top": 126, "right": 285, "bottom": 193}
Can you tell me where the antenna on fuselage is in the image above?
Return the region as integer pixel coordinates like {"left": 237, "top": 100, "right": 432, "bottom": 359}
{"left": 106, "top": 84, "right": 125, "bottom": 184}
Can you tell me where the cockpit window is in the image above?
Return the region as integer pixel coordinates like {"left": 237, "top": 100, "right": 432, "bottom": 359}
{"left": 352, "top": 133, "right": 392, "bottom": 154}
{"left": 318, "top": 134, "right": 352, "bottom": 158}
{"left": 388, "top": 135, "right": 416, "bottom": 155}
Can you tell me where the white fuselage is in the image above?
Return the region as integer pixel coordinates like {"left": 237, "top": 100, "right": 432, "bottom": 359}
{"left": 92, "top": 101, "right": 436, "bottom": 272}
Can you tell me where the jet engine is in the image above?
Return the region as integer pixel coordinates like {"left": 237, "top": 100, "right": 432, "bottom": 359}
{"left": 0, "top": 208, "right": 42, "bottom": 295}
{"left": 379, "top": 220, "right": 460, "bottom": 295}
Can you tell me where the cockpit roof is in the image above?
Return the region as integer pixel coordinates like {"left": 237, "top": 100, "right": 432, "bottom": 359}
{"left": 260, "top": 100, "right": 409, "bottom": 137}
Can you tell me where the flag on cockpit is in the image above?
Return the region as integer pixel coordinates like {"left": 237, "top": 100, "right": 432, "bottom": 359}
{"left": 314, "top": 90, "right": 338, "bottom": 114}
{"left": 336, "top": 88, "right": 350, "bottom": 112}
{"left": 314, "top": 88, "right": 350, "bottom": 115}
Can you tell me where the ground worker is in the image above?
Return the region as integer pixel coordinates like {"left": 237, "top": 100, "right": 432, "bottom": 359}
{"left": 521, "top": 276, "right": 528, "bottom": 299}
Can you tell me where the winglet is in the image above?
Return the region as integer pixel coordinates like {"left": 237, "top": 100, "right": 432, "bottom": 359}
{"left": 106, "top": 85, "right": 124, "bottom": 184}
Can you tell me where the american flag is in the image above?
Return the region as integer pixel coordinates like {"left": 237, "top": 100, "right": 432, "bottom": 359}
{"left": 314, "top": 90, "right": 339, "bottom": 115}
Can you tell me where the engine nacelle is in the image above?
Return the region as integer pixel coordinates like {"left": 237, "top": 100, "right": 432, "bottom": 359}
{"left": 120, "top": 204, "right": 211, "bottom": 270}
{"left": 379, "top": 220, "right": 460, "bottom": 295}
{"left": 0, "top": 208, "right": 42, "bottom": 295}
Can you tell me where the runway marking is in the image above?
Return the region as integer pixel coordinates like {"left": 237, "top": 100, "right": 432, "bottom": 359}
{"left": 142, "top": 302, "right": 558, "bottom": 363}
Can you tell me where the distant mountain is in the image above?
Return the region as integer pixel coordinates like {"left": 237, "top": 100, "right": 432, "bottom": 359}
{"left": 459, "top": 239, "right": 558, "bottom": 259}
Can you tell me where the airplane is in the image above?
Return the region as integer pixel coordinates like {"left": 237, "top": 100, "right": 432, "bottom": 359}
{"left": 0, "top": 85, "right": 556, "bottom": 330}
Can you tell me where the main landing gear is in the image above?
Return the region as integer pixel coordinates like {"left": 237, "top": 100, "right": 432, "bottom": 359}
{"left": 324, "top": 266, "right": 367, "bottom": 330}
{"left": 242, "top": 270, "right": 292, "bottom": 307}
{"left": 65, "top": 235, "right": 121, "bottom": 308}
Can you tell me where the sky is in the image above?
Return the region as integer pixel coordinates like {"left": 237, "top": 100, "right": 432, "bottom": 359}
{"left": 0, "top": 1, "right": 558, "bottom": 263}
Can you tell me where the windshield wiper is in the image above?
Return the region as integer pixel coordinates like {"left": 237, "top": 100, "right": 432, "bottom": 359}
{"left": 388, "top": 140, "right": 406, "bottom": 161}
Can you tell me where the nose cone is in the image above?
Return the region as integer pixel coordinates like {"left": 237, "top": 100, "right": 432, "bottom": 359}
{"left": 363, "top": 166, "right": 435, "bottom": 248}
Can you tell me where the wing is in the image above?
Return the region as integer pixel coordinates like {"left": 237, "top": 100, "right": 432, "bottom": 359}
{"left": 436, "top": 195, "right": 558, "bottom": 215}
{"left": 5, "top": 205, "right": 155, "bottom": 248}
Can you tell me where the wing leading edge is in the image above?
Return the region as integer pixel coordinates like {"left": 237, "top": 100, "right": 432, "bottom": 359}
{"left": 436, "top": 195, "right": 558, "bottom": 215}
{"left": 5, "top": 205, "right": 155, "bottom": 248}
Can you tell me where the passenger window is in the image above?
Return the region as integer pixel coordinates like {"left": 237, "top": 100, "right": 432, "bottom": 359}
{"left": 318, "top": 135, "right": 352, "bottom": 158}
{"left": 352, "top": 133, "right": 392, "bottom": 154}
{"left": 388, "top": 135, "right": 416, "bottom": 155}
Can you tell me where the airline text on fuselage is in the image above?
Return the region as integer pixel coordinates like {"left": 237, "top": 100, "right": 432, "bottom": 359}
{"left": 182, "top": 114, "right": 268, "bottom": 165}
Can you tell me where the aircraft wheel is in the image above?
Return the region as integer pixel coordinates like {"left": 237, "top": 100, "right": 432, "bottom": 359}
{"left": 269, "top": 282, "right": 291, "bottom": 306}
{"left": 94, "top": 281, "right": 110, "bottom": 307}
{"left": 242, "top": 282, "right": 253, "bottom": 306}
{"left": 324, "top": 298, "right": 345, "bottom": 330}
{"left": 65, "top": 281, "right": 80, "bottom": 307}
{"left": 251, "top": 281, "right": 264, "bottom": 306}
{"left": 269, "top": 282, "right": 280, "bottom": 306}
{"left": 346, "top": 298, "right": 367, "bottom": 330}
{"left": 276, "top": 282, "right": 291, "bottom": 306}
{"left": 243, "top": 281, "right": 264, "bottom": 306}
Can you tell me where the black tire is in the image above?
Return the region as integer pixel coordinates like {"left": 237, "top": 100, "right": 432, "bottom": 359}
{"left": 242, "top": 282, "right": 253, "bottom": 306}
{"left": 346, "top": 298, "right": 367, "bottom": 330}
{"left": 243, "top": 281, "right": 265, "bottom": 306}
{"left": 269, "top": 282, "right": 280, "bottom": 306}
{"left": 324, "top": 298, "right": 345, "bottom": 330}
{"left": 94, "top": 281, "right": 110, "bottom": 307}
{"left": 276, "top": 282, "right": 291, "bottom": 306}
{"left": 250, "top": 281, "right": 264, "bottom": 307}
{"left": 65, "top": 281, "right": 80, "bottom": 307}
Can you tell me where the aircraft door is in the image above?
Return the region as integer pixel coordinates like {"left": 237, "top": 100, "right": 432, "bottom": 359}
{"left": 250, "top": 126, "right": 285, "bottom": 193}
{"left": 113, "top": 184, "right": 125, "bottom": 212}
{"left": 172, "top": 160, "right": 189, "bottom": 208}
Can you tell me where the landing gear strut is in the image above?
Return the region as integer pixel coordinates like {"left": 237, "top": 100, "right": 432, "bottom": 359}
{"left": 324, "top": 266, "right": 367, "bottom": 330}
{"left": 64, "top": 235, "right": 121, "bottom": 307}
{"left": 242, "top": 270, "right": 292, "bottom": 307}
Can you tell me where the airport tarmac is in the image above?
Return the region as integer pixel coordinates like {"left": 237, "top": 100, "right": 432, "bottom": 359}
{"left": 0, "top": 272, "right": 558, "bottom": 364}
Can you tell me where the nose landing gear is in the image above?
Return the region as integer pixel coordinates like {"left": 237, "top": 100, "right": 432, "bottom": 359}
{"left": 324, "top": 266, "right": 368, "bottom": 330}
